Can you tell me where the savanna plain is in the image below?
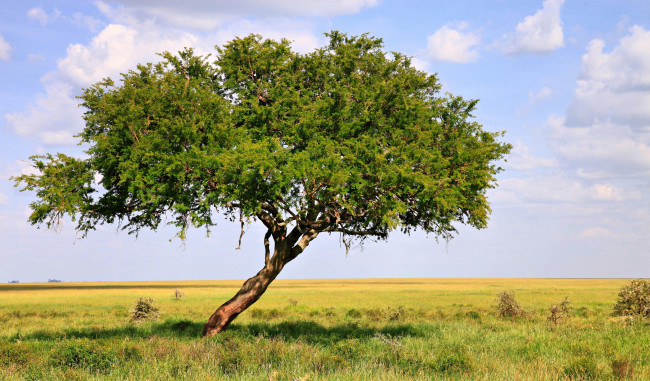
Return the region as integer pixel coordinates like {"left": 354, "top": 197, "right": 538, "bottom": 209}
{"left": 0, "top": 278, "right": 648, "bottom": 380}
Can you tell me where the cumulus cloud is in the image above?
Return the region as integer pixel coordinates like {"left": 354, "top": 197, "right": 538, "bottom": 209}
{"left": 0, "top": 35, "right": 11, "bottom": 61}
{"left": 528, "top": 86, "right": 552, "bottom": 104}
{"left": 5, "top": 80, "right": 82, "bottom": 145}
{"left": 208, "top": 18, "right": 321, "bottom": 54}
{"left": 566, "top": 26, "right": 650, "bottom": 129}
{"left": 71, "top": 12, "right": 106, "bottom": 32}
{"left": 5, "top": 23, "right": 198, "bottom": 145}
{"left": 547, "top": 26, "right": 650, "bottom": 181}
{"left": 425, "top": 22, "right": 480, "bottom": 63}
{"left": 58, "top": 23, "right": 197, "bottom": 87}
{"left": 497, "top": 0, "right": 564, "bottom": 54}
{"left": 98, "top": 0, "right": 378, "bottom": 30}
{"left": 507, "top": 141, "right": 557, "bottom": 171}
{"left": 5, "top": 7, "right": 324, "bottom": 146}
{"left": 28, "top": 54, "right": 45, "bottom": 62}
{"left": 498, "top": 176, "right": 635, "bottom": 204}
{"left": 578, "top": 226, "right": 612, "bottom": 238}
{"left": 547, "top": 116, "right": 650, "bottom": 178}
{"left": 27, "top": 7, "right": 61, "bottom": 26}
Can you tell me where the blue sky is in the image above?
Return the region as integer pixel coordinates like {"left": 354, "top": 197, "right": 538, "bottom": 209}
{"left": 1, "top": 0, "right": 648, "bottom": 282}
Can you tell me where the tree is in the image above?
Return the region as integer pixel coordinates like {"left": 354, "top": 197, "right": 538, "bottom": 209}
{"left": 12, "top": 32, "right": 511, "bottom": 336}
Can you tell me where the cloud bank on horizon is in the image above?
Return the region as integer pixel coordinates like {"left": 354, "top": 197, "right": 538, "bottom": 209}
{"left": 0, "top": 0, "right": 648, "bottom": 281}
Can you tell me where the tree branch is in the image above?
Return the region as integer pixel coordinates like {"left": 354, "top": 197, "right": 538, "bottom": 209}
{"left": 288, "top": 228, "right": 319, "bottom": 261}
{"left": 263, "top": 229, "right": 272, "bottom": 266}
{"left": 236, "top": 207, "right": 244, "bottom": 250}
{"left": 322, "top": 227, "right": 388, "bottom": 238}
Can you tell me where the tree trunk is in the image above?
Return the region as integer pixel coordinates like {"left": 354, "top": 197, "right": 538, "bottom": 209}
{"left": 201, "top": 258, "right": 284, "bottom": 337}
{"left": 201, "top": 224, "right": 319, "bottom": 337}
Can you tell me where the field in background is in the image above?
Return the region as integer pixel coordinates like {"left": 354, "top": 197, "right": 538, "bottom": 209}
{"left": 0, "top": 278, "right": 648, "bottom": 380}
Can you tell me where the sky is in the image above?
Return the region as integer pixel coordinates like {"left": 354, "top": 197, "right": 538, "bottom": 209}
{"left": 1, "top": 0, "right": 649, "bottom": 282}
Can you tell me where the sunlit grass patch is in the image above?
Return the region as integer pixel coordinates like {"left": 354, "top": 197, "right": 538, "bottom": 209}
{"left": 1, "top": 278, "right": 649, "bottom": 380}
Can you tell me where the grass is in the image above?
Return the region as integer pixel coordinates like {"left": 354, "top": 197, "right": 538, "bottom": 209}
{"left": 0, "top": 278, "right": 648, "bottom": 380}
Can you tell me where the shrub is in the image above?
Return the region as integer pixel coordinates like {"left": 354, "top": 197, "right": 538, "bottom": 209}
{"left": 466, "top": 310, "right": 481, "bottom": 320}
{"left": 174, "top": 289, "right": 184, "bottom": 300}
{"left": 496, "top": 291, "right": 524, "bottom": 318}
{"left": 387, "top": 305, "right": 406, "bottom": 321}
{"left": 130, "top": 297, "right": 160, "bottom": 322}
{"left": 548, "top": 297, "right": 572, "bottom": 325}
{"left": 432, "top": 344, "right": 474, "bottom": 374}
{"left": 0, "top": 342, "right": 35, "bottom": 368}
{"left": 612, "top": 279, "right": 650, "bottom": 318}
{"left": 52, "top": 341, "right": 117, "bottom": 373}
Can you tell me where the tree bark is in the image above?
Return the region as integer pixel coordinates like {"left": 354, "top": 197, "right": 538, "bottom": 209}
{"left": 201, "top": 253, "right": 286, "bottom": 337}
{"left": 201, "top": 224, "right": 320, "bottom": 337}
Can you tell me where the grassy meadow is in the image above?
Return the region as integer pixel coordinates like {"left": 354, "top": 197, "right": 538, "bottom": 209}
{"left": 0, "top": 278, "right": 648, "bottom": 380}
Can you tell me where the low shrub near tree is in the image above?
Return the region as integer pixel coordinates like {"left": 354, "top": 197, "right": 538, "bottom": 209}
{"left": 174, "top": 289, "right": 184, "bottom": 301}
{"left": 496, "top": 291, "right": 524, "bottom": 318}
{"left": 129, "top": 297, "right": 160, "bottom": 322}
{"left": 612, "top": 279, "right": 650, "bottom": 318}
{"left": 548, "top": 297, "right": 572, "bottom": 325}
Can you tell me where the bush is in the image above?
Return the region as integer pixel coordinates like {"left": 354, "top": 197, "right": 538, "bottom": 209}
{"left": 0, "top": 342, "right": 35, "bottom": 368}
{"left": 496, "top": 291, "right": 524, "bottom": 318}
{"left": 52, "top": 341, "right": 117, "bottom": 373}
{"left": 130, "top": 297, "right": 160, "bottom": 322}
{"left": 174, "top": 289, "right": 184, "bottom": 300}
{"left": 548, "top": 297, "right": 572, "bottom": 325}
{"left": 612, "top": 279, "right": 650, "bottom": 318}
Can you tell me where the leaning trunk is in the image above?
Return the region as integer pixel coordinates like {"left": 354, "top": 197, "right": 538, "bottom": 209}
{"left": 202, "top": 257, "right": 284, "bottom": 337}
{"left": 202, "top": 226, "right": 318, "bottom": 337}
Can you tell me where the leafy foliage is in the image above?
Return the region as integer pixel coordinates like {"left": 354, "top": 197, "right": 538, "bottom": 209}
{"left": 548, "top": 297, "right": 572, "bottom": 325}
{"left": 130, "top": 297, "right": 160, "bottom": 322}
{"left": 612, "top": 279, "right": 650, "bottom": 318}
{"left": 52, "top": 340, "right": 117, "bottom": 373}
{"left": 174, "top": 289, "right": 184, "bottom": 300}
{"left": 496, "top": 290, "right": 524, "bottom": 318}
{"left": 12, "top": 31, "right": 510, "bottom": 253}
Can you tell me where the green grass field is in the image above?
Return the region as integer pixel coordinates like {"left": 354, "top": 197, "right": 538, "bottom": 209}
{"left": 0, "top": 278, "right": 648, "bottom": 380}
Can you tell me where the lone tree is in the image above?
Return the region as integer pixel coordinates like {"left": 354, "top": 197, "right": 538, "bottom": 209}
{"left": 13, "top": 32, "right": 510, "bottom": 336}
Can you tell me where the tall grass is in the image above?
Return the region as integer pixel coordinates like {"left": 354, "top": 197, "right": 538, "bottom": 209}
{"left": 0, "top": 278, "right": 648, "bottom": 380}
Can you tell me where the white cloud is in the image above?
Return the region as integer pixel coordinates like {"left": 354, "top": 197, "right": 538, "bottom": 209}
{"left": 566, "top": 26, "right": 650, "bottom": 129}
{"left": 579, "top": 227, "right": 612, "bottom": 238}
{"left": 28, "top": 54, "right": 45, "bottom": 62}
{"left": 58, "top": 23, "right": 197, "bottom": 87}
{"left": 98, "top": 0, "right": 378, "bottom": 30}
{"left": 71, "top": 12, "right": 106, "bottom": 32}
{"left": 6, "top": 23, "right": 199, "bottom": 145}
{"left": 409, "top": 56, "right": 429, "bottom": 72}
{"left": 507, "top": 140, "right": 557, "bottom": 170}
{"left": 5, "top": 80, "right": 81, "bottom": 145}
{"left": 547, "top": 116, "right": 650, "bottom": 178}
{"left": 27, "top": 7, "right": 61, "bottom": 26}
{"left": 499, "top": 176, "right": 635, "bottom": 204}
{"left": 426, "top": 23, "right": 480, "bottom": 63}
{"left": 208, "top": 18, "right": 321, "bottom": 54}
{"left": 0, "top": 35, "right": 11, "bottom": 61}
{"left": 498, "top": 0, "right": 565, "bottom": 54}
{"left": 528, "top": 86, "right": 552, "bottom": 104}
{"left": 5, "top": 12, "right": 323, "bottom": 146}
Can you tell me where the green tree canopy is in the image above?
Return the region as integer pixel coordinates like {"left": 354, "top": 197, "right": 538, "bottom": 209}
{"left": 13, "top": 31, "right": 511, "bottom": 335}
